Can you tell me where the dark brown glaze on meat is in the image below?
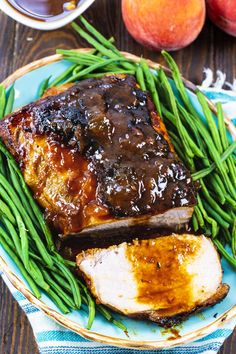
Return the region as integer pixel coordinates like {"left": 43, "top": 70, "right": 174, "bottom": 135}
{"left": 0, "top": 75, "right": 195, "bottom": 235}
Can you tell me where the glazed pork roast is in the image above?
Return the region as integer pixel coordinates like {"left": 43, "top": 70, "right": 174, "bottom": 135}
{"left": 0, "top": 75, "right": 195, "bottom": 238}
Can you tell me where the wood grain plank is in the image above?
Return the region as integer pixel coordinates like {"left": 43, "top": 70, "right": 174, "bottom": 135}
{"left": 0, "top": 1, "right": 235, "bottom": 353}
{"left": 0, "top": 13, "right": 16, "bottom": 81}
{"left": 0, "top": 278, "right": 38, "bottom": 354}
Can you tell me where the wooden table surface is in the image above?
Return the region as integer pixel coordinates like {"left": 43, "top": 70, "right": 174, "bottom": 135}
{"left": 0, "top": 0, "right": 235, "bottom": 353}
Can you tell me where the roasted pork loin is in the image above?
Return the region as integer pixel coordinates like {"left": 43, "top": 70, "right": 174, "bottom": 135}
{"left": 0, "top": 75, "right": 195, "bottom": 237}
{"left": 77, "top": 234, "right": 229, "bottom": 327}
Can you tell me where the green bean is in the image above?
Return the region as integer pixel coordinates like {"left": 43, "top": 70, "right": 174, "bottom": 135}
{"left": 17, "top": 176, "right": 54, "bottom": 251}
{"left": 0, "top": 184, "right": 29, "bottom": 270}
{"left": 158, "top": 68, "right": 193, "bottom": 158}
{"left": 51, "top": 272, "right": 72, "bottom": 292}
{"left": 202, "top": 199, "right": 230, "bottom": 229}
{"left": 72, "top": 65, "right": 84, "bottom": 75}
{"left": 204, "top": 224, "right": 214, "bottom": 237}
{"left": 40, "top": 267, "right": 76, "bottom": 309}
{"left": 225, "top": 194, "right": 236, "bottom": 208}
{"left": 0, "top": 198, "right": 16, "bottom": 225}
{"left": 192, "top": 213, "right": 199, "bottom": 232}
{"left": 29, "top": 259, "right": 50, "bottom": 291}
{"left": 64, "top": 259, "right": 76, "bottom": 268}
{"left": 72, "top": 22, "right": 134, "bottom": 71}
{"left": 49, "top": 64, "right": 77, "bottom": 87}
{"left": 58, "top": 55, "right": 101, "bottom": 67}
{"left": 0, "top": 234, "right": 41, "bottom": 298}
{"left": 38, "top": 76, "right": 52, "bottom": 97}
{"left": 222, "top": 228, "right": 231, "bottom": 244}
{"left": 232, "top": 220, "right": 236, "bottom": 257}
{"left": 226, "top": 157, "right": 236, "bottom": 188}
{"left": 192, "top": 140, "right": 236, "bottom": 180}
{"left": 136, "top": 65, "right": 146, "bottom": 91}
{"left": 162, "top": 51, "right": 198, "bottom": 119}
{"left": 29, "top": 251, "right": 61, "bottom": 279}
{"left": 57, "top": 47, "right": 97, "bottom": 63}
{"left": 0, "top": 141, "right": 55, "bottom": 251}
{"left": 217, "top": 102, "right": 230, "bottom": 150}
{"left": 47, "top": 288, "right": 70, "bottom": 314}
{"left": 8, "top": 162, "right": 40, "bottom": 229}
{"left": 193, "top": 118, "right": 236, "bottom": 198}
{"left": 200, "top": 180, "right": 233, "bottom": 223}
{"left": 0, "top": 85, "right": 6, "bottom": 119}
{"left": 162, "top": 50, "right": 236, "bottom": 197}
{"left": 51, "top": 250, "right": 70, "bottom": 266}
{"left": 214, "top": 239, "right": 236, "bottom": 267}
{"left": 96, "top": 304, "right": 112, "bottom": 321}
{"left": 111, "top": 319, "right": 127, "bottom": 332}
{"left": 161, "top": 106, "right": 178, "bottom": 131}
{"left": 79, "top": 16, "right": 121, "bottom": 56}
{"left": 22, "top": 184, "right": 54, "bottom": 250}
{"left": 64, "top": 58, "right": 130, "bottom": 83}
{"left": 0, "top": 152, "right": 6, "bottom": 175}
{"left": 168, "top": 131, "right": 186, "bottom": 162}
{"left": 96, "top": 305, "right": 127, "bottom": 332}
{"left": 45, "top": 254, "right": 76, "bottom": 270}
{"left": 217, "top": 102, "right": 236, "bottom": 185}
{"left": 77, "top": 279, "right": 95, "bottom": 329}
{"left": 162, "top": 115, "right": 195, "bottom": 169}
{"left": 57, "top": 50, "right": 103, "bottom": 63}
{"left": 206, "top": 174, "right": 226, "bottom": 205}
{"left": 83, "top": 70, "right": 135, "bottom": 79}
{"left": 3, "top": 217, "right": 22, "bottom": 255}
{"left": 0, "top": 224, "right": 16, "bottom": 249}
{"left": 161, "top": 101, "right": 203, "bottom": 160}
{"left": 196, "top": 194, "right": 218, "bottom": 237}
{"left": 197, "top": 91, "right": 223, "bottom": 154}
{"left": 4, "top": 85, "right": 15, "bottom": 116}
{"left": 140, "top": 60, "right": 161, "bottom": 114}
{"left": 0, "top": 174, "right": 53, "bottom": 267}
{"left": 172, "top": 144, "right": 194, "bottom": 172}
{"left": 214, "top": 173, "right": 227, "bottom": 194}
{"left": 177, "top": 102, "right": 209, "bottom": 164}
{"left": 194, "top": 205, "right": 205, "bottom": 228}
{"left": 53, "top": 257, "right": 81, "bottom": 308}
{"left": 77, "top": 17, "right": 134, "bottom": 70}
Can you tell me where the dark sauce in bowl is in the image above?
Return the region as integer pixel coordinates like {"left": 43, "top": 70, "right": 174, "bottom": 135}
{"left": 7, "top": 0, "right": 80, "bottom": 21}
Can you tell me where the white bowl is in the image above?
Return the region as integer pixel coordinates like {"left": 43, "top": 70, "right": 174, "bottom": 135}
{"left": 0, "top": 0, "right": 96, "bottom": 30}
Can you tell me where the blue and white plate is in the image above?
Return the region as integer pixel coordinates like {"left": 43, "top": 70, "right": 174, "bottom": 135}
{"left": 0, "top": 51, "right": 235, "bottom": 349}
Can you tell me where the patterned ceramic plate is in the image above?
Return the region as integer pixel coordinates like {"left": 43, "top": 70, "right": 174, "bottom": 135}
{"left": 0, "top": 51, "right": 235, "bottom": 350}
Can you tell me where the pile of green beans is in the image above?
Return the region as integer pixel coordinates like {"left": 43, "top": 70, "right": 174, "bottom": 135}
{"left": 0, "top": 14, "right": 235, "bottom": 330}
{"left": 0, "top": 85, "right": 126, "bottom": 331}
{"left": 157, "top": 52, "right": 236, "bottom": 266}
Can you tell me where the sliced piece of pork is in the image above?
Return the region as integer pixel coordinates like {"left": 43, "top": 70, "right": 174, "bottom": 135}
{"left": 77, "top": 234, "right": 229, "bottom": 327}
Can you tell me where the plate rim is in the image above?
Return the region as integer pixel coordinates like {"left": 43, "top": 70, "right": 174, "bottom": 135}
{"left": 0, "top": 50, "right": 235, "bottom": 350}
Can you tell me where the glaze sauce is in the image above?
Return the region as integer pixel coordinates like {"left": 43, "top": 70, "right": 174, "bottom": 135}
{"left": 3, "top": 75, "right": 195, "bottom": 235}
{"left": 127, "top": 235, "right": 200, "bottom": 317}
{"left": 29, "top": 75, "right": 195, "bottom": 218}
{"left": 7, "top": 0, "right": 79, "bottom": 21}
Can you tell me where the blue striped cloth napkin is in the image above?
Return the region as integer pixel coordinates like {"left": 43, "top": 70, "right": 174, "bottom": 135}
{"left": 1, "top": 87, "right": 236, "bottom": 354}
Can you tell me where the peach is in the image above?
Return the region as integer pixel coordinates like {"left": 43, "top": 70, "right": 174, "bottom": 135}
{"left": 206, "top": 0, "right": 236, "bottom": 37}
{"left": 121, "top": 0, "right": 206, "bottom": 51}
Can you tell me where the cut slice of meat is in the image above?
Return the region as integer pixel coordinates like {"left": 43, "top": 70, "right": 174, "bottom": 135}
{"left": 77, "top": 234, "right": 229, "bottom": 326}
{"left": 0, "top": 75, "right": 196, "bottom": 237}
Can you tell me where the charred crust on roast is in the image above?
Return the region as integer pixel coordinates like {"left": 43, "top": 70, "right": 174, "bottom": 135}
{"left": 0, "top": 75, "right": 196, "bottom": 234}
